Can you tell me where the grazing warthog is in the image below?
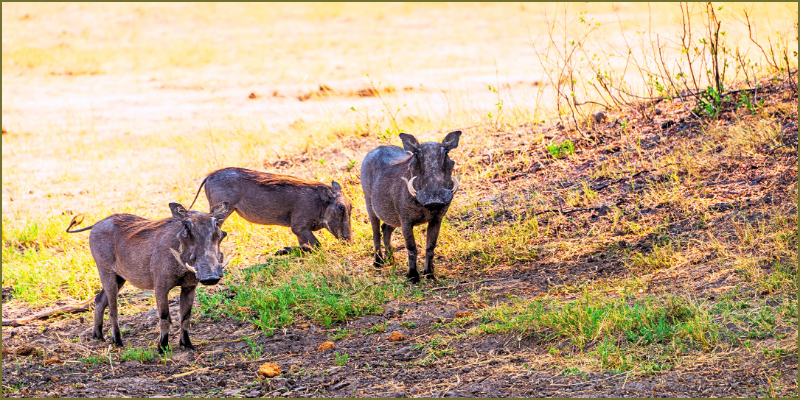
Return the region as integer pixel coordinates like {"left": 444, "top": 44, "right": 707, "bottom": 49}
{"left": 66, "top": 202, "right": 230, "bottom": 352}
{"left": 361, "top": 131, "right": 462, "bottom": 283}
{"left": 188, "top": 167, "right": 352, "bottom": 254}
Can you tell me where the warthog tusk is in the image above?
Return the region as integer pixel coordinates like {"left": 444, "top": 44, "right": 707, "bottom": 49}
{"left": 170, "top": 248, "right": 198, "bottom": 275}
{"left": 451, "top": 175, "right": 460, "bottom": 194}
{"left": 221, "top": 259, "right": 230, "bottom": 270}
{"left": 401, "top": 176, "right": 418, "bottom": 197}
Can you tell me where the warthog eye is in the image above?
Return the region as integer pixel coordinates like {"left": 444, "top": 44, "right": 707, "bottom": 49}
{"left": 189, "top": 253, "right": 196, "bottom": 263}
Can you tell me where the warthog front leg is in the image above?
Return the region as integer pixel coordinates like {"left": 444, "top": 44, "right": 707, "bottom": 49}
{"left": 155, "top": 285, "right": 172, "bottom": 353}
{"left": 423, "top": 218, "right": 443, "bottom": 281}
{"left": 401, "top": 221, "right": 420, "bottom": 284}
{"left": 179, "top": 286, "right": 197, "bottom": 351}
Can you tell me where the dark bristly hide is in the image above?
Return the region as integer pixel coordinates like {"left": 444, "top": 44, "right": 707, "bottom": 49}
{"left": 67, "top": 202, "right": 230, "bottom": 353}
{"left": 189, "top": 167, "right": 352, "bottom": 254}
{"left": 360, "top": 131, "right": 462, "bottom": 283}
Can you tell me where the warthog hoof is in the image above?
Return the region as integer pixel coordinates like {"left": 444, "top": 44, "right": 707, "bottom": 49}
{"left": 407, "top": 271, "right": 421, "bottom": 284}
{"left": 180, "top": 342, "right": 197, "bottom": 351}
{"left": 423, "top": 272, "right": 437, "bottom": 282}
{"left": 274, "top": 246, "right": 294, "bottom": 256}
{"left": 275, "top": 246, "right": 313, "bottom": 256}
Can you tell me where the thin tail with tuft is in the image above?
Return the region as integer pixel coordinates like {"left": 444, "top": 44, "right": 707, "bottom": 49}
{"left": 66, "top": 214, "right": 94, "bottom": 233}
{"left": 188, "top": 176, "right": 209, "bottom": 210}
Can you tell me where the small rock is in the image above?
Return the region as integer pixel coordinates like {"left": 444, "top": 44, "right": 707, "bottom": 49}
{"left": 258, "top": 363, "right": 281, "bottom": 378}
{"left": 248, "top": 92, "right": 260, "bottom": 99}
{"left": 388, "top": 332, "right": 404, "bottom": 341}
{"left": 317, "top": 341, "right": 335, "bottom": 352}
{"left": 122, "top": 360, "right": 140, "bottom": 367}
{"left": 14, "top": 345, "right": 35, "bottom": 356}
{"left": 246, "top": 390, "right": 262, "bottom": 398}
{"left": 51, "top": 377, "right": 58, "bottom": 382}
{"left": 43, "top": 357, "right": 62, "bottom": 365}
{"left": 455, "top": 311, "right": 472, "bottom": 318}
{"left": 654, "top": 107, "right": 663, "bottom": 115}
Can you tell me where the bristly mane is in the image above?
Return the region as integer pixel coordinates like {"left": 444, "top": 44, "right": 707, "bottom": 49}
{"left": 115, "top": 215, "right": 173, "bottom": 239}
{"left": 233, "top": 168, "right": 326, "bottom": 189}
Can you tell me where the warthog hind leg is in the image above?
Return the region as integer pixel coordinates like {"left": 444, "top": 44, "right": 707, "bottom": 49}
{"left": 93, "top": 289, "right": 108, "bottom": 341}
{"left": 381, "top": 223, "right": 396, "bottom": 261}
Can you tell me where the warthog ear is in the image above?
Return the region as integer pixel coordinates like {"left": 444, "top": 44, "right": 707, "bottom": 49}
{"left": 210, "top": 201, "right": 230, "bottom": 221}
{"left": 169, "top": 202, "right": 188, "bottom": 220}
{"left": 318, "top": 186, "right": 335, "bottom": 203}
{"left": 331, "top": 181, "right": 342, "bottom": 191}
{"left": 441, "top": 130, "right": 462, "bottom": 150}
{"left": 399, "top": 133, "right": 420, "bottom": 152}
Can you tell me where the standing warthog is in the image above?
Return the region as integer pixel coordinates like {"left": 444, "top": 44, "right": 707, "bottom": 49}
{"left": 188, "top": 167, "right": 352, "bottom": 254}
{"left": 66, "top": 202, "right": 230, "bottom": 352}
{"left": 361, "top": 131, "right": 462, "bottom": 283}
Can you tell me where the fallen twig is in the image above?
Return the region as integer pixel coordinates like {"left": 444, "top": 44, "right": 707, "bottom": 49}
{"left": 430, "top": 279, "right": 496, "bottom": 291}
{"left": 2, "top": 299, "right": 94, "bottom": 326}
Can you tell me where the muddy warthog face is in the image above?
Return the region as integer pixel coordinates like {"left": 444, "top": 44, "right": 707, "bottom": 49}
{"left": 169, "top": 202, "right": 230, "bottom": 286}
{"left": 399, "top": 131, "right": 461, "bottom": 211}
{"left": 321, "top": 181, "right": 353, "bottom": 242}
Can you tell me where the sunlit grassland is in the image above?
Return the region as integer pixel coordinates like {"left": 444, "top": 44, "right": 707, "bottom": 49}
{"left": 1, "top": 3, "right": 796, "bottom": 377}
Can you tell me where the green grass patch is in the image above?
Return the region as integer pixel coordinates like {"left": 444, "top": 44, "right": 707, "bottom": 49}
{"left": 469, "top": 292, "right": 719, "bottom": 372}
{"left": 546, "top": 140, "right": 575, "bottom": 159}
{"left": 119, "top": 347, "right": 155, "bottom": 363}
{"left": 197, "top": 255, "right": 407, "bottom": 336}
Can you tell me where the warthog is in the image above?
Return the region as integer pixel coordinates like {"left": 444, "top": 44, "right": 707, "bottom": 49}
{"left": 188, "top": 167, "right": 352, "bottom": 254}
{"left": 361, "top": 131, "right": 462, "bottom": 283}
{"left": 66, "top": 202, "right": 230, "bottom": 352}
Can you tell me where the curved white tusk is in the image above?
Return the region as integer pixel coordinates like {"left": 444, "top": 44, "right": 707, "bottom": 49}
{"left": 401, "top": 176, "right": 418, "bottom": 197}
{"left": 451, "top": 175, "right": 460, "bottom": 194}
{"left": 221, "top": 259, "right": 230, "bottom": 270}
{"left": 169, "top": 247, "right": 198, "bottom": 275}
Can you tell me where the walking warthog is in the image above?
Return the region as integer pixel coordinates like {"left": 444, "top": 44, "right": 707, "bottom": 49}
{"left": 361, "top": 131, "right": 462, "bottom": 283}
{"left": 66, "top": 202, "right": 230, "bottom": 352}
{"left": 188, "top": 167, "right": 352, "bottom": 254}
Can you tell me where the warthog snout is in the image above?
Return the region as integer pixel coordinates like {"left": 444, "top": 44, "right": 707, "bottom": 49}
{"left": 401, "top": 173, "right": 459, "bottom": 210}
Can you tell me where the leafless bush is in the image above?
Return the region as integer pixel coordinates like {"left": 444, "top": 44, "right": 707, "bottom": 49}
{"left": 531, "top": 2, "right": 798, "bottom": 129}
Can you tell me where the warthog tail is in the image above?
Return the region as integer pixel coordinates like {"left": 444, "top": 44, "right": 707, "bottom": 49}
{"left": 66, "top": 214, "right": 94, "bottom": 233}
{"left": 188, "top": 176, "right": 209, "bottom": 210}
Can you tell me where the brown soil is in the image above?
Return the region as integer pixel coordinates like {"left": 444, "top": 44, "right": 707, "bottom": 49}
{"left": 1, "top": 269, "right": 796, "bottom": 398}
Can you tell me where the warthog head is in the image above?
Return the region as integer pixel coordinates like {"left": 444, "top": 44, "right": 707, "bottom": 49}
{"left": 169, "top": 202, "right": 230, "bottom": 285}
{"left": 321, "top": 181, "right": 353, "bottom": 242}
{"left": 399, "top": 131, "right": 461, "bottom": 210}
